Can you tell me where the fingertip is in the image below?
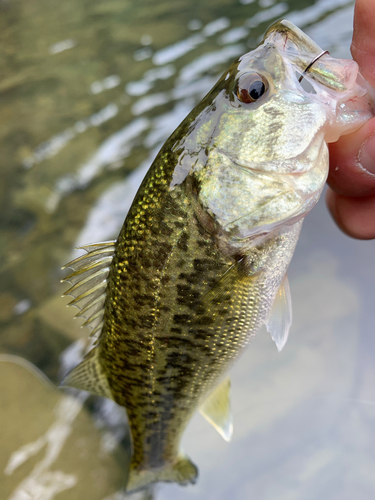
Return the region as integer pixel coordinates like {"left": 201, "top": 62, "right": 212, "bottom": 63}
{"left": 326, "top": 188, "right": 375, "bottom": 240}
{"left": 328, "top": 117, "right": 375, "bottom": 197}
{"left": 326, "top": 188, "right": 345, "bottom": 235}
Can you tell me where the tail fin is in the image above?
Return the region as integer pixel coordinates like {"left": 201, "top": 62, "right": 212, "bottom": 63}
{"left": 126, "top": 456, "right": 198, "bottom": 493}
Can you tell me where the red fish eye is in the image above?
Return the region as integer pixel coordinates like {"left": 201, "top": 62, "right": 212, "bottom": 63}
{"left": 237, "top": 73, "right": 269, "bottom": 103}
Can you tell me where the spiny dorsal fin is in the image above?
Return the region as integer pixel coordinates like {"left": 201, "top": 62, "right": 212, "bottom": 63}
{"left": 61, "top": 347, "right": 114, "bottom": 400}
{"left": 61, "top": 240, "right": 115, "bottom": 341}
{"left": 200, "top": 377, "right": 233, "bottom": 442}
{"left": 266, "top": 274, "right": 292, "bottom": 352}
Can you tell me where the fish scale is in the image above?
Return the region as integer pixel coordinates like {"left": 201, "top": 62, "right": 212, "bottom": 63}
{"left": 62, "top": 20, "right": 375, "bottom": 493}
{"left": 98, "top": 142, "right": 302, "bottom": 478}
{"left": 101, "top": 147, "right": 233, "bottom": 469}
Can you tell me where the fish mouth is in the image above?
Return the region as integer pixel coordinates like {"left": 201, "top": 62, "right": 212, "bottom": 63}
{"left": 264, "top": 19, "right": 374, "bottom": 141}
{"left": 264, "top": 20, "right": 358, "bottom": 92}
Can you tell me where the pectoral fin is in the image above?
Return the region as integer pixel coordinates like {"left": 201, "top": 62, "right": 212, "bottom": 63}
{"left": 266, "top": 274, "right": 292, "bottom": 352}
{"left": 200, "top": 377, "right": 233, "bottom": 442}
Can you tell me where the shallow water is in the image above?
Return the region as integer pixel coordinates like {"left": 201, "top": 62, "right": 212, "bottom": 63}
{"left": 1, "top": 0, "right": 375, "bottom": 498}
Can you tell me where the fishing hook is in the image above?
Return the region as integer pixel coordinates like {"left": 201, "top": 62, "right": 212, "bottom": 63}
{"left": 298, "top": 50, "right": 330, "bottom": 83}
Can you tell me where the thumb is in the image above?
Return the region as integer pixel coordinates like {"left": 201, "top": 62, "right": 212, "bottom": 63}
{"left": 326, "top": 0, "right": 375, "bottom": 239}
{"left": 351, "top": 0, "right": 375, "bottom": 87}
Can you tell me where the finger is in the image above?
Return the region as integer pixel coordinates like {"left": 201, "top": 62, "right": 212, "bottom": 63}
{"left": 351, "top": 0, "right": 375, "bottom": 87}
{"left": 326, "top": 187, "right": 375, "bottom": 239}
{"left": 327, "top": 0, "right": 375, "bottom": 198}
{"left": 328, "top": 117, "right": 375, "bottom": 197}
{"left": 326, "top": 0, "right": 375, "bottom": 239}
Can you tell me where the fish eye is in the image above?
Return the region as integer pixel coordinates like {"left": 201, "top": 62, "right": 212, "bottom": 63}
{"left": 236, "top": 73, "right": 269, "bottom": 103}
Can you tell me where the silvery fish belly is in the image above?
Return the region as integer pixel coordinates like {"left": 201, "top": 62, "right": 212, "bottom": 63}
{"left": 61, "top": 20, "right": 374, "bottom": 492}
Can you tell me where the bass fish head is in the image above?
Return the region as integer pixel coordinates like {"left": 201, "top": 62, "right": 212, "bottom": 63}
{"left": 174, "top": 20, "right": 374, "bottom": 243}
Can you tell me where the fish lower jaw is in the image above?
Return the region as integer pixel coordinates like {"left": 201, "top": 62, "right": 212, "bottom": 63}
{"left": 324, "top": 85, "right": 374, "bottom": 143}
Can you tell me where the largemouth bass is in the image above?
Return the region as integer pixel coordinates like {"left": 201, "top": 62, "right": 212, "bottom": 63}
{"left": 61, "top": 20, "right": 374, "bottom": 492}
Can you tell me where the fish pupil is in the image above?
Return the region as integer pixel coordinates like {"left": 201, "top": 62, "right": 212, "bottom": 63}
{"left": 237, "top": 73, "right": 268, "bottom": 103}
{"left": 249, "top": 81, "right": 265, "bottom": 100}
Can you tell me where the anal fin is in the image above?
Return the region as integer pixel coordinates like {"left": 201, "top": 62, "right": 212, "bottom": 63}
{"left": 200, "top": 377, "right": 233, "bottom": 442}
{"left": 61, "top": 347, "right": 114, "bottom": 400}
{"left": 266, "top": 274, "right": 292, "bottom": 352}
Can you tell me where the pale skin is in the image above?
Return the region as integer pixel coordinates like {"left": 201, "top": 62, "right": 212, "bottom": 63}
{"left": 327, "top": 0, "right": 375, "bottom": 239}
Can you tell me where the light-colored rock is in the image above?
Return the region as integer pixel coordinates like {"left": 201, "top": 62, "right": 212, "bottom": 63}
{"left": 0, "top": 356, "right": 130, "bottom": 500}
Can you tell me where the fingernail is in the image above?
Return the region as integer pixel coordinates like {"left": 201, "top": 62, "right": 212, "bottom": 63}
{"left": 359, "top": 134, "right": 375, "bottom": 175}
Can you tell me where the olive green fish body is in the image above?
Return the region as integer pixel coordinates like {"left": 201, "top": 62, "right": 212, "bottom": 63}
{"left": 100, "top": 143, "right": 232, "bottom": 470}
{"left": 62, "top": 19, "right": 375, "bottom": 493}
{"left": 98, "top": 133, "right": 302, "bottom": 478}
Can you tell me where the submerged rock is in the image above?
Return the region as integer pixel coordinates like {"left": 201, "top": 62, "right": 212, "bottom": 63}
{"left": 0, "top": 356, "right": 130, "bottom": 500}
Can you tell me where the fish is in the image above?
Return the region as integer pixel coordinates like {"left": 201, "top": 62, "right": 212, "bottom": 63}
{"left": 61, "top": 20, "right": 374, "bottom": 492}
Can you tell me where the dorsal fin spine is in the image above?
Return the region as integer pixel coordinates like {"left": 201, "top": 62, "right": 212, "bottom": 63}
{"left": 76, "top": 240, "right": 116, "bottom": 252}
{"left": 62, "top": 240, "right": 115, "bottom": 344}
{"left": 75, "top": 293, "right": 106, "bottom": 318}
{"left": 62, "top": 250, "right": 113, "bottom": 271}
{"left": 63, "top": 267, "right": 110, "bottom": 295}
{"left": 90, "top": 321, "right": 104, "bottom": 338}
{"left": 64, "top": 280, "right": 107, "bottom": 301}
{"left": 81, "top": 309, "right": 104, "bottom": 327}
{"left": 62, "top": 255, "right": 113, "bottom": 277}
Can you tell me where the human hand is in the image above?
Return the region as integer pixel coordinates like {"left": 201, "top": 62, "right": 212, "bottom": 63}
{"left": 327, "top": 0, "right": 375, "bottom": 239}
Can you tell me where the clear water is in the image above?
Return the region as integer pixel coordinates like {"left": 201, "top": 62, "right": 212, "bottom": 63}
{"left": 1, "top": 0, "right": 375, "bottom": 499}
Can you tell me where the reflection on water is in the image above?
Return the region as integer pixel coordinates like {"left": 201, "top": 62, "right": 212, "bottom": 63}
{"left": 1, "top": 0, "right": 375, "bottom": 498}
